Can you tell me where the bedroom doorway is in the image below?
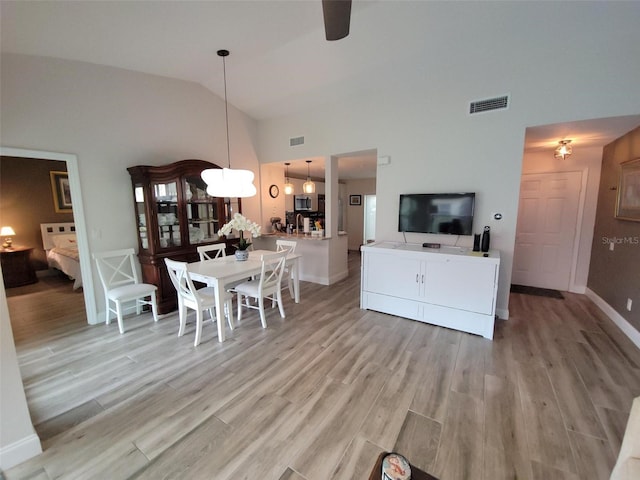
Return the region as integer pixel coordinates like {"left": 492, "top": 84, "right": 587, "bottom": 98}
{"left": 0, "top": 147, "right": 97, "bottom": 326}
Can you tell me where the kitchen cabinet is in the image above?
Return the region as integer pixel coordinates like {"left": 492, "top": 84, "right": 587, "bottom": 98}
{"left": 361, "top": 242, "right": 499, "bottom": 339}
{"left": 128, "top": 159, "right": 241, "bottom": 313}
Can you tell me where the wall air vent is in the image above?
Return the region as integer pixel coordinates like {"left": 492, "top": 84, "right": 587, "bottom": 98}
{"left": 290, "top": 136, "right": 305, "bottom": 147}
{"left": 469, "top": 95, "right": 509, "bottom": 115}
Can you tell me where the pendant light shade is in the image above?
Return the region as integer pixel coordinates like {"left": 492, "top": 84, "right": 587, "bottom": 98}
{"left": 554, "top": 140, "right": 572, "bottom": 160}
{"left": 283, "top": 162, "right": 294, "bottom": 195}
{"left": 302, "top": 160, "right": 315, "bottom": 194}
{"left": 202, "top": 49, "right": 256, "bottom": 198}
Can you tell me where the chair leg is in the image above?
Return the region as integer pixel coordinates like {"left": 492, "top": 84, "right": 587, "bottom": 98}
{"left": 276, "top": 289, "right": 286, "bottom": 318}
{"left": 288, "top": 273, "right": 295, "bottom": 299}
{"left": 194, "top": 309, "right": 204, "bottom": 347}
{"left": 237, "top": 294, "right": 244, "bottom": 322}
{"left": 105, "top": 295, "right": 111, "bottom": 325}
{"left": 116, "top": 300, "right": 125, "bottom": 334}
{"left": 225, "top": 299, "right": 235, "bottom": 330}
{"left": 258, "top": 296, "right": 267, "bottom": 328}
{"left": 151, "top": 292, "right": 159, "bottom": 322}
{"left": 177, "top": 300, "right": 186, "bottom": 337}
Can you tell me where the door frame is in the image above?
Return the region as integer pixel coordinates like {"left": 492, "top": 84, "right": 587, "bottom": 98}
{"left": 0, "top": 146, "right": 98, "bottom": 324}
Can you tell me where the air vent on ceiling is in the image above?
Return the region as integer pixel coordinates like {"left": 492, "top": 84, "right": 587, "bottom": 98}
{"left": 469, "top": 95, "right": 509, "bottom": 115}
{"left": 290, "top": 135, "right": 305, "bottom": 147}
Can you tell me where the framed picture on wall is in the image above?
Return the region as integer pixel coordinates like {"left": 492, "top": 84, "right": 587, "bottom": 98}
{"left": 50, "top": 171, "right": 73, "bottom": 213}
{"left": 615, "top": 158, "right": 640, "bottom": 221}
{"left": 349, "top": 194, "right": 362, "bottom": 206}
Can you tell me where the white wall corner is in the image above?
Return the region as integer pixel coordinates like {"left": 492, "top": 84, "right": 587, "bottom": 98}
{"left": 585, "top": 288, "right": 640, "bottom": 349}
{"left": 0, "top": 433, "right": 42, "bottom": 471}
{"left": 496, "top": 308, "right": 509, "bottom": 320}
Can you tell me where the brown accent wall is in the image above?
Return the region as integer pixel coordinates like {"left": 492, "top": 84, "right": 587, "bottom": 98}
{"left": 588, "top": 126, "right": 640, "bottom": 331}
{"left": 0, "top": 156, "right": 74, "bottom": 270}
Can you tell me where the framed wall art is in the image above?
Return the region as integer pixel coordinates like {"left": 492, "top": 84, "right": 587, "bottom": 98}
{"left": 349, "top": 194, "right": 362, "bottom": 206}
{"left": 615, "top": 158, "right": 640, "bottom": 221}
{"left": 50, "top": 171, "right": 73, "bottom": 213}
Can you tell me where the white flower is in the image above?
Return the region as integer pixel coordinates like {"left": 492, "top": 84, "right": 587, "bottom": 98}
{"left": 218, "top": 213, "right": 261, "bottom": 250}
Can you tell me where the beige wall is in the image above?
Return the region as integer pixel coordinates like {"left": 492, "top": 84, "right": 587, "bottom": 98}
{"left": 588, "top": 126, "right": 640, "bottom": 332}
{"left": 0, "top": 157, "right": 74, "bottom": 269}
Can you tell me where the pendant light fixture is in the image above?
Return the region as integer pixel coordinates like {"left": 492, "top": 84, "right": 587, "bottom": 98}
{"left": 283, "top": 162, "right": 294, "bottom": 195}
{"left": 554, "top": 139, "right": 573, "bottom": 160}
{"left": 302, "top": 160, "right": 316, "bottom": 194}
{"left": 201, "top": 49, "right": 257, "bottom": 198}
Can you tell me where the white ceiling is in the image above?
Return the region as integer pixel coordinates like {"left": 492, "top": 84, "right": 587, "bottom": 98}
{"left": 2, "top": 1, "right": 639, "bottom": 177}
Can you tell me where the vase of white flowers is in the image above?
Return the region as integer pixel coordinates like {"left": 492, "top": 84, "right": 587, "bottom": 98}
{"left": 218, "top": 213, "right": 261, "bottom": 261}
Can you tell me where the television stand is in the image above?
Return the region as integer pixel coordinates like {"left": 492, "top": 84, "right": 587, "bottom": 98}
{"left": 360, "top": 241, "right": 500, "bottom": 339}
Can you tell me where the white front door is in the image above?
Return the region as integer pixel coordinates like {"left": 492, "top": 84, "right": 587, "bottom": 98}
{"left": 512, "top": 171, "right": 582, "bottom": 291}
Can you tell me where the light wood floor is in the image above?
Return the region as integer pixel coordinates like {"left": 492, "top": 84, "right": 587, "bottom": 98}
{"left": 5, "top": 252, "right": 640, "bottom": 480}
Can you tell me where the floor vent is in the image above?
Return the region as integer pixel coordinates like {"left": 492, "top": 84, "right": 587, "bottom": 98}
{"left": 469, "top": 95, "right": 509, "bottom": 114}
{"left": 290, "top": 136, "right": 305, "bottom": 147}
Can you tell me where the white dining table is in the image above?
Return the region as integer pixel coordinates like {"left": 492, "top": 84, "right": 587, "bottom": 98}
{"left": 187, "top": 249, "right": 301, "bottom": 342}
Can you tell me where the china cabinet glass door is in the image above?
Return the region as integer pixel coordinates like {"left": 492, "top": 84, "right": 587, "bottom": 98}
{"left": 133, "top": 185, "right": 149, "bottom": 250}
{"left": 154, "top": 181, "right": 180, "bottom": 249}
{"left": 185, "top": 176, "right": 219, "bottom": 245}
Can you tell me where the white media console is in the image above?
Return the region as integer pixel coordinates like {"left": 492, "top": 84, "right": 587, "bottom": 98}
{"left": 360, "top": 242, "right": 500, "bottom": 339}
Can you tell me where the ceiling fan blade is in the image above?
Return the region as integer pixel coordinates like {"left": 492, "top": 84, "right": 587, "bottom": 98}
{"left": 322, "top": 0, "right": 352, "bottom": 41}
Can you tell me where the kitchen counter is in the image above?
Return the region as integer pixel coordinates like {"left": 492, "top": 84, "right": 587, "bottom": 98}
{"left": 261, "top": 231, "right": 348, "bottom": 241}
{"left": 253, "top": 231, "right": 348, "bottom": 285}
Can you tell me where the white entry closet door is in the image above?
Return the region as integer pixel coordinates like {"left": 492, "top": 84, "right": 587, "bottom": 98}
{"left": 512, "top": 171, "right": 582, "bottom": 291}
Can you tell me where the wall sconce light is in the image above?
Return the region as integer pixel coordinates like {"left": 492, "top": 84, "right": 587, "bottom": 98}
{"left": 283, "top": 162, "right": 294, "bottom": 195}
{"left": 302, "top": 160, "right": 316, "bottom": 194}
{"left": 554, "top": 140, "right": 573, "bottom": 160}
{"left": 1, "top": 226, "right": 16, "bottom": 249}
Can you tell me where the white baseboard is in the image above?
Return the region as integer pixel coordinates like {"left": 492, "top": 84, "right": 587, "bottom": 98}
{"left": 0, "top": 433, "right": 42, "bottom": 471}
{"left": 569, "top": 285, "right": 587, "bottom": 294}
{"left": 585, "top": 288, "right": 640, "bottom": 349}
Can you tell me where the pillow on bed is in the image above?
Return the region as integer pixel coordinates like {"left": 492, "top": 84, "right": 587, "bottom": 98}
{"left": 51, "top": 233, "right": 77, "bottom": 248}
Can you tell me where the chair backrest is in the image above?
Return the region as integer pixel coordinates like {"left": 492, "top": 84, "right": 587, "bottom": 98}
{"left": 93, "top": 248, "right": 141, "bottom": 292}
{"left": 196, "top": 243, "right": 226, "bottom": 261}
{"left": 164, "top": 258, "right": 200, "bottom": 306}
{"left": 258, "top": 251, "right": 288, "bottom": 295}
{"left": 275, "top": 239, "right": 297, "bottom": 254}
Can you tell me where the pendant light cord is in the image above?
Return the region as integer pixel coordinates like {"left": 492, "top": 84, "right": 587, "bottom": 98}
{"left": 218, "top": 49, "right": 231, "bottom": 169}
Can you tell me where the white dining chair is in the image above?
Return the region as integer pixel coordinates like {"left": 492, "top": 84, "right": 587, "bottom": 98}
{"left": 196, "top": 243, "right": 226, "bottom": 260}
{"left": 164, "top": 258, "right": 234, "bottom": 346}
{"left": 234, "top": 251, "right": 287, "bottom": 328}
{"left": 93, "top": 248, "right": 158, "bottom": 334}
{"left": 275, "top": 239, "right": 297, "bottom": 299}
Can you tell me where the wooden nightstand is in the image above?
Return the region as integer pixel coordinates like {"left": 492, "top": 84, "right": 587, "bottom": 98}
{"left": 1, "top": 246, "right": 37, "bottom": 288}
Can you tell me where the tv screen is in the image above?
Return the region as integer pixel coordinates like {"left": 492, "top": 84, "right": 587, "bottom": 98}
{"left": 398, "top": 193, "right": 475, "bottom": 235}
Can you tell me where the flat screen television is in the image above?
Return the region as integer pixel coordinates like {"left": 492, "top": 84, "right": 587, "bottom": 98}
{"left": 398, "top": 193, "right": 475, "bottom": 235}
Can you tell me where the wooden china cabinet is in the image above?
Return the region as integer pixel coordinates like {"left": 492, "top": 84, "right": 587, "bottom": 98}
{"left": 127, "top": 159, "right": 241, "bottom": 314}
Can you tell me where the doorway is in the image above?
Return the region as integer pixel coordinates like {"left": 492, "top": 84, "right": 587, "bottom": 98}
{"left": 512, "top": 171, "right": 582, "bottom": 291}
{"left": 363, "top": 194, "right": 376, "bottom": 244}
{"left": 0, "top": 147, "right": 97, "bottom": 325}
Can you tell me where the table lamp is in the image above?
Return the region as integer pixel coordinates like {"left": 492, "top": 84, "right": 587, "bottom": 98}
{"left": 1, "top": 226, "right": 16, "bottom": 249}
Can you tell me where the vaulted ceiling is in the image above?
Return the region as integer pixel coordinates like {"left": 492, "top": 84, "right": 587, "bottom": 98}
{"left": 2, "top": 0, "right": 639, "bottom": 170}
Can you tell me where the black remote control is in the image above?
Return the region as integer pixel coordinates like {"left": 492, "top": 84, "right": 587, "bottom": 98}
{"left": 422, "top": 242, "right": 441, "bottom": 248}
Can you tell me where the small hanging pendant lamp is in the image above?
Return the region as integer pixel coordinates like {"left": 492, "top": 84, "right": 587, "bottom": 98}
{"left": 283, "top": 162, "right": 294, "bottom": 195}
{"left": 302, "top": 160, "right": 315, "bottom": 194}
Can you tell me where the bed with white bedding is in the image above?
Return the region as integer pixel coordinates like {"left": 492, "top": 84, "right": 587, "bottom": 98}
{"left": 40, "top": 222, "right": 82, "bottom": 290}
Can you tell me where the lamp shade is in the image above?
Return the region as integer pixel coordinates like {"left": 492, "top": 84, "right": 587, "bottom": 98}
{"left": 202, "top": 168, "right": 257, "bottom": 198}
{"left": 0, "top": 226, "right": 16, "bottom": 236}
